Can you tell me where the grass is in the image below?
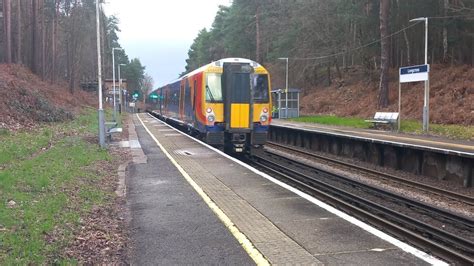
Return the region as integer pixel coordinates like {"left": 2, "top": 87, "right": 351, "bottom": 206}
{"left": 291, "top": 115, "right": 371, "bottom": 128}
{"left": 291, "top": 115, "right": 474, "bottom": 140}
{"left": 0, "top": 107, "right": 113, "bottom": 264}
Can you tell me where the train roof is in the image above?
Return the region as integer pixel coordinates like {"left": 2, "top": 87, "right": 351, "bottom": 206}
{"left": 184, "top": 57, "right": 262, "bottom": 79}
{"left": 151, "top": 58, "right": 264, "bottom": 94}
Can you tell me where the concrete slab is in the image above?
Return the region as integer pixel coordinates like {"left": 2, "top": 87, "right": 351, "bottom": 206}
{"left": 316, "top": 248, "right": 430, "bottom": 266}
{"left": 137, "top": 114, "right": 321, "bottom": 264}
{"left": 248, "top": 196, "right": 338, "bottom": 222}
{"left": 274, "top": 218, "right": 393, "bottom": 254}
{"left": 130, "top": 113, "right": 443, "bottom": 265}
{"left": 127, "top": 116, "right": 253, "bottom": 265}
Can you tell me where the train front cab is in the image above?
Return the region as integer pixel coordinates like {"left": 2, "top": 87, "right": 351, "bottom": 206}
{"left": 219, "top": 61, "right": 271, "bottom": 153}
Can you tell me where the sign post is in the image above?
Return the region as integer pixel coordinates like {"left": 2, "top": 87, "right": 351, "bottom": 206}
{"left": 399, "top": 64, "right": 430, "bottom": 132}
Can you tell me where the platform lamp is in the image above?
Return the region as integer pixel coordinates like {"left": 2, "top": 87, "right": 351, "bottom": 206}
{"left": 95, "top": 0, "right": 105, "bottom": 148}
{"left": 112, "top": 47, "right": 123, "bottom": 121}
{"left": 118, "top": 63, "right": 126, "bottom": 114}
{"left": 409, "top": 17, "right": 430, "bottom": 132}
{"left": 277, "top": 57, "right": 289, "bottom": 119}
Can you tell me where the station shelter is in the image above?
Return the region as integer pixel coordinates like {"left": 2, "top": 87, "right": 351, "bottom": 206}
{"left": 271, "top": 88, "right": 301, "bottom": 119}
{"left": 104, "top": 79, "right": 128, "bottom": 105}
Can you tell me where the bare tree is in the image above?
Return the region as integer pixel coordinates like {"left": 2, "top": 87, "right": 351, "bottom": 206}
{"left": 442, "top": 0, "right": 449, "bottom": 62}
{"left": 3, "top": 0, "right": 12, "bottom": 63}
{"left": 15, "top": 0, "right": 21, "bottom": 63}
{"left": 31, "top": 0, "right": 38, "bottom": 72}
{"left": 141, "top": 74, "right": 154, "bottom": 106}
{"left": 51, "top": 0, "right": 58, "bottom": 83}
{"left": 255, "top": 2, "right": 261, "bottom": 63}
{"left": 40, "top": 0, "right": 45, "bottom": 80}
{"left": 403, "top": 28, "right": 411, "bottom": 66}
{"left": 378, "top": 0, "right": 390, "bottom": 108}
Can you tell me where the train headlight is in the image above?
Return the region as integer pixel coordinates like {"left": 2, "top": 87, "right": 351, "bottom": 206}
{"left": 260, "top": 115, "right": 268, "bottom": 122}
{"left": 262, "top": 107, "right": 269, "bottom": 113}
{"left": 206, "top": 107, "right": 213, "bottom": 113}
{"left": 207, "top": 115, "right": 215, "bottom": 122}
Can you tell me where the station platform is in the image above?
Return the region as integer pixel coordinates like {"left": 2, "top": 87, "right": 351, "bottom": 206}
{"left": 271, "top": 119, "right": 473, "bottom": 157}
{"left": 125, "top": 113, "right": 446, "bottom": 265}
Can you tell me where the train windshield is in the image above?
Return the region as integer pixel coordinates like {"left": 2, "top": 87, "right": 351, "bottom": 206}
{"left": 252, "top": 74, "right": 269, "bottom": 103}
{"left": 206, "top": 73, "right": 223, "bottom": 102}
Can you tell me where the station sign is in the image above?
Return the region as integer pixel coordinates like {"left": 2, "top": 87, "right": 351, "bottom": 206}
{"left": 399, "top": 64, "right": 429, "bottom": 83}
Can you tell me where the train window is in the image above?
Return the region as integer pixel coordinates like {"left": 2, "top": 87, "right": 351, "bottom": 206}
{"left": 231, "top": 73, "right": 251, "bottom": 103}
{"left": 206, "top": 73, "right": 223, "bottom": 102}
{"left": 252, "top": 74, "right": 269, "bottom": 103}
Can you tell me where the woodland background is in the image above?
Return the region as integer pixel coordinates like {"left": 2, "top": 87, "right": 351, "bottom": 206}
{"left": 1, "top": 0, "right": 473, "bottom": 125}
{"left": 183, "top": 0, "right": 474, "bottom": 109}
{"left": 0, "top": 0, "right": 149, "bottom": 94}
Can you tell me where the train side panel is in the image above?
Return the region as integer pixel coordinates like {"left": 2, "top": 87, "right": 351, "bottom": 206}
{"left": 162, "top": 81, "right": 180, "bottom": 118}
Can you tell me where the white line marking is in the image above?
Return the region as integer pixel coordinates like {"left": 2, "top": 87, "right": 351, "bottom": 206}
{"left": 137, "top": 114, "right": 269, "bottom": 266}
{"left": 144, "top": 113, "right": 448, "bottom": 266}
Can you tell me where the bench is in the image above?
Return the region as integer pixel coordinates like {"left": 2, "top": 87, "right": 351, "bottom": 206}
{"left": 105, "top": 121, "right": 118, "bottom": 131}
{"left": 105, "top": 121, "right": 122, "bottom": 141}
{"left": 365, "top": 112, "right": 399, "bottom": 130}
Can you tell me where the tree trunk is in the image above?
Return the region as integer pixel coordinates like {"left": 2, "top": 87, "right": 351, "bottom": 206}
{"left": 3, "top": 0, "right": 12, "bottom": 63}
{"left": 31, "top": 0, "right": 38, "bottom": 73}
{"left": 67, "top": 0, "right": 78, "bottom": 93}
{"left": 442, "top": 0, "right": 449, "bottom": 62}
{"left": 334, "top": 56, "right": 342, "bottom": 79}
{"left": 326, "top": 64, "right": 331, "bottom": 86}
{"left": 403, "top": 28, "right": 410, "bottom": 66}
{"left": 255, "top": 3, "right": 261, "bottom": 63}
{"left": 352, "top": 23, "right": 356, "bottom": 66}
{"left": 40, "top": 0, "right": 46, "bottom": 80}
{"left": 471, "top": 36, "right": 474, "bottom": 66}
{"left": 51, "top": 0, "right": 58, "bottom": 83}
{"left": 378, "top": 0, "right": 390, "bottom": 108}
{"left": 16, "top": 0, "right": 21, "bottom": 64}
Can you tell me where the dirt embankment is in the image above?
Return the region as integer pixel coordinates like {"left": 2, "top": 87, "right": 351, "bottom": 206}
{"left": 0, "top": 64, "right": 96, "bottom": 131}
{"left": 0, "top": 63, "right": 472, "bottom": 129}
{"left": 297, "top": 64, "right": 473, "bottom": 125}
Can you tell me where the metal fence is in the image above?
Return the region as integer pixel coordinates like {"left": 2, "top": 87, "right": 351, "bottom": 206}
{"left": 271, "top": 88, "right": 300, "bottom": 119}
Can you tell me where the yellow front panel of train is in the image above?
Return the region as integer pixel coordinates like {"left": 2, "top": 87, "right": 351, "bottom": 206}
{"left": 230, "top": 104, "right": 249, "bottom": 128}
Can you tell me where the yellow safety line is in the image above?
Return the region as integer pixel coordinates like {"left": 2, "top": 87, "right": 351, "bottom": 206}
{"left": 137, "top": 114, "right": 269, "bottom": 266}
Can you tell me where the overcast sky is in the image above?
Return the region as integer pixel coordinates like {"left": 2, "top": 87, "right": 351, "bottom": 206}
{"left": 104, "top": 0, "right": 232, "bottom": 87}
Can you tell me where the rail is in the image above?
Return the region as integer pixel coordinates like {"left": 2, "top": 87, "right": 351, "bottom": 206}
{"left": 248, "top": 151, "right": 474, "bottom": 264}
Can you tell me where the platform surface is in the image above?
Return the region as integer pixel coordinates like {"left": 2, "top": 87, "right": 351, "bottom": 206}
{"left": 127, "top": 113, "right": 443, "bottom": 265}
{"left": 127, "top": 117, "right": 253, "bottom": 265}
{"left": 272, "top": 119, "right": 474, "bottom": 156}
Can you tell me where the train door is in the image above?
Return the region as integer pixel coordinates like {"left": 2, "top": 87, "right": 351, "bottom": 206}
{"left": 179, "top": 81, "right": 185, "bottom": 119}
{"left": 192, "top": 79, "right": 197, "bottom": 123}
{"left": 184, "top": 79, "right": 192, "bottom": 123}
{"left": 222, "top": 63, "right": 254, "bottom": 131}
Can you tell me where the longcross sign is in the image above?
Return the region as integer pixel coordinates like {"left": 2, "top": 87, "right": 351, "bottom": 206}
{"left": 399, "top": 64, "right": 429, "bottom": 83}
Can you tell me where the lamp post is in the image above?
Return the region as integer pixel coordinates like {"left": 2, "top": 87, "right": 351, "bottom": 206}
{"left": 409, "top": 17, "right": 430, "bottom": 132}
{"left": 278, "top": 57, "right": 289, "bottom": 119}
{"left": 118, "top": 63, "right": 126, "bottom": 114}
{"left": 96, "top": 0, "right": 105, "bottom": 148}
{"left": 112, "top": 47, "right": 123, "bottom": 121}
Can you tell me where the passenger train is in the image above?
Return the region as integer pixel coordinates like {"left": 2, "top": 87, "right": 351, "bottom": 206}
{"left": 147, "top": 58, "right": 272, "bottom": 153}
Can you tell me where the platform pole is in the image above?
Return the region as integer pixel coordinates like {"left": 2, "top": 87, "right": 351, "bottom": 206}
{"left": 398, "top": 82, "right": 401, "bottom": 132}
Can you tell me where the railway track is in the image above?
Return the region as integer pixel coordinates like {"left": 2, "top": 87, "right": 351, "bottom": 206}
{"left": 248, "top": 149, "right": 474, "bottom": 265}
{"left": 267, "top": 141, "right": 474, "bottom": 206}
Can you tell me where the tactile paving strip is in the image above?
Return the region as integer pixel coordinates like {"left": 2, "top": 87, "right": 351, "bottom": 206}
{"left": 137, "top": 114, "right": 321, "bottom": 265}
